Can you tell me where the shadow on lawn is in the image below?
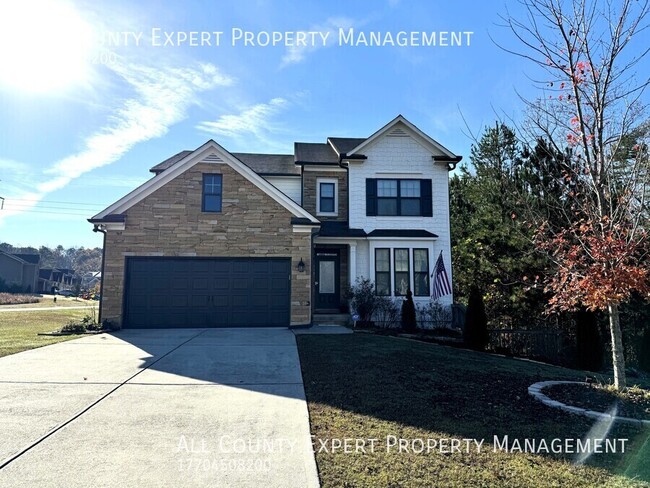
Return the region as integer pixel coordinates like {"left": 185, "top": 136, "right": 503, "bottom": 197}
{"left": 296, "top": 334, "right": 650, "bottom": 483}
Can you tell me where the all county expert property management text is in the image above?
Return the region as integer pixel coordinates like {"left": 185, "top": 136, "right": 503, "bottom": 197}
{"left": 100, "top": 28, "right": 474, "bottom": 48}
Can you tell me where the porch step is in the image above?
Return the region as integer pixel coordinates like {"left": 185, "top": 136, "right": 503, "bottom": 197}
{"left": 312, "top": 313, "right": 351, "bottom": 326}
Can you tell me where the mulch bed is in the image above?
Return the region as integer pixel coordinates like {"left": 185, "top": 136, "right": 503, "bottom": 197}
{"left": 545, "top": 383, "right": 650, "bottom": 420}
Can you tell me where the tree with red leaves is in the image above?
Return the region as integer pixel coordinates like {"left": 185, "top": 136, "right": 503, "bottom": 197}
{"left": 500, "top": 0, "right": 650, "bottom": 389}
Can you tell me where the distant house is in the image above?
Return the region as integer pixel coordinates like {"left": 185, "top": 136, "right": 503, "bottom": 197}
{"left": 81, "top": 271, "right": 101, "bottom": 290}
{"left": 0, "top": 251, "right": 40, "bottom": 293}
{"left": 38, "top": 268, "right": 80, "bottom": 293}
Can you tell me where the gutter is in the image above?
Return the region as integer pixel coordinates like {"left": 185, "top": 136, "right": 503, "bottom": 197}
{"left": 433, "top": 155, "right": 463, "bottom": 171}
{"left": 92, "top": 224, "right": 106, "bottom": 325}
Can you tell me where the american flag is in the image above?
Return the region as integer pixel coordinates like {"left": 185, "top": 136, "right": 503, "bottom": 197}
{"left": 431, "top": 251, "right": 452, "bottom": 300}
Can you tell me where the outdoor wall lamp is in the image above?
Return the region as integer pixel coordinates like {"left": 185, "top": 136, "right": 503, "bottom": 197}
{"left": 297, "top": 258, "right": 305, "bottom": 273}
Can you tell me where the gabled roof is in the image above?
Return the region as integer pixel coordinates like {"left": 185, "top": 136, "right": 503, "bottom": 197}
{"left": 294, "top": 142, "right": 339, "bottom": 164}
{"left": 149, "top": 150, "right": 193, "bottom": 174}
{"left": 12, "top": 253, "right": 40, "bottom": 264}
{"left": 345, "top": 115, "right": 461, "bottom": 163}
{"left": 150, "top": 150, "right": 299, "bottom": 176}
{"left": 92, "top": 140, "right": 318, "bottom": 224}
{"left": 0, "top": 250, "right": 29, "bottom": 264}
{"left": 327, "top": 137, "right": 366, "bottom": 156}
{"left": 232, "top": 153, "right": 299, "bottom": 175}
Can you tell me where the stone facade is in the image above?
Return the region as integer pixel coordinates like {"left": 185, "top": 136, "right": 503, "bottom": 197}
{"left": 301, "top": 169, "right": 348, "bottom": 221}
{"left": 101, "top": 161, "right": 312, "bottom": 327}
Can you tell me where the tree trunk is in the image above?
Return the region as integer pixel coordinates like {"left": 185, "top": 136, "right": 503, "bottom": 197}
{"left": 607, "top": 302, "right": 627, "bottom": 390}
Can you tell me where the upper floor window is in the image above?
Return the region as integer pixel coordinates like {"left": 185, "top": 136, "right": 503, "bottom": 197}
{"left": 366, "top": 178, "right": 432, "bottom": 217}
{"left": 317, "top": 178, "right": 338, "bottom": 216}
{"left": 202, "top": 174, "right": 222, "bottom": 212}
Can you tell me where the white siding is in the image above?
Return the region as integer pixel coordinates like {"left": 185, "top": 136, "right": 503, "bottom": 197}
{"left": 264, "top": 176, "right": 301, "bottom": 205}
{"left": 347, "top": 128, "right": 453, "bottom": 304}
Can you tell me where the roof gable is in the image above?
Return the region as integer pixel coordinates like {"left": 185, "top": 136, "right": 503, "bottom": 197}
{"left": 92, "top": 140, "right": 318, "bottom": 224}
{"left": 345, "top": 115, "right": 460, "bottom": 162}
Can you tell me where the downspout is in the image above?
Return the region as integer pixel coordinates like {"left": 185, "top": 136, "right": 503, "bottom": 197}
{"left": 92, "top": 224, "right": 106, "bottom": 324}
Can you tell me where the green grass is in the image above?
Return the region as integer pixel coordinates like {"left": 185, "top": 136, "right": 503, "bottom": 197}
{"left": 297, "top": 334, "right": 650, "bottom": 488}
{"left": 0, "top": 308, "right": 91, "bottom": 357}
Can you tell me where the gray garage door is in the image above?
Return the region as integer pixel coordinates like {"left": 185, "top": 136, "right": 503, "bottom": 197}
{"left": 124, "top": 257, "right": 291, "bottom": 328}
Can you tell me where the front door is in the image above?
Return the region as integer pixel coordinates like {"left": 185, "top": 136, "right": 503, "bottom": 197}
{"left": 315, "top": 250, "right": 340, "bottom": 311}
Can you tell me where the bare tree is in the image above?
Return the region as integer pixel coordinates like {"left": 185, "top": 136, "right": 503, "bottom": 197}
{"left": 498, "top": 0, "right": 650, "bottom": 389}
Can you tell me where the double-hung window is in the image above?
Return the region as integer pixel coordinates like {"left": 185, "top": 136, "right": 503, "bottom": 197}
{"left": 202, "top": 174, "right": 222, "bottom": 212}
{"left": 319, "top": 182, "right": 335, "bottom": 213}
{"left": 366, "top": 178, "right": 432, "bottom": 217}
{"left": 375, "top": 248, "right": 391, "bottom": 296}
{"left": 394, "top": 249, "right": 410, "bottom": 296}
{"left": 413, "top": 249, "right": 430, "bottom": 296}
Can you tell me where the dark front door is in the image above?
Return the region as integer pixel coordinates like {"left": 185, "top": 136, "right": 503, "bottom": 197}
{"left": 315, "top": 250, "right": 340, "bottom": 311}
{"left": 123, "top": 257, "right": 291, "bottom": 328}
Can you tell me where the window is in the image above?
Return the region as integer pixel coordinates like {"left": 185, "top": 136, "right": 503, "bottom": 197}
{"left": 202, "top": 174, "right": 222, "bottom": 212}
{"left": 375, "top": 248, "right": 391, "bottom": 296}
{"left": 320, "top": 183, "right": 335, "bottom": 213}
{"left": 413, "top": 249, "right": 430, "bottom": 296}
{"left": 377, "top": 180, "right": 398, "bottom": 215}
{"left": 366, "top": 179, "right": 432, "bottom": 217}
{"left": 394, "top": 248, "right": 410, "bottom": 296}
{"left": 317, "top": 178, "right": 338, "bottom": 215}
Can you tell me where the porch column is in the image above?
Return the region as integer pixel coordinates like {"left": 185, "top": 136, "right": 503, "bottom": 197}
{"left": 349, "top": 242, "right": 357, "bottom": 286}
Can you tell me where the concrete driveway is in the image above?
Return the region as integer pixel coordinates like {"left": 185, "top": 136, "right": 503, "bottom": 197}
{"left": 0, "top": 328, "right": 319, "bottom": 487}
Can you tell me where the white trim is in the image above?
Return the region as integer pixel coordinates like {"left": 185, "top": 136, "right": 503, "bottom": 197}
{"left": 94, "top": 222, "right": 126, "bottom": 231}
{"left": 314, "top": 237, "right": 364, "bottom": 244}
{"left": 316, "top": 177, "right": 338, "bottom": 216}
{"left": 303, "top": 166, "right": 346, "bottom": 173}
{"left": 292, "top": 225, "right": 318, "bottom": 233}
{"left": 346, "top": 115, "right": 457, "bottom": 159}
{"left": 92, "top": 140, "right": 318, "bottom": 224}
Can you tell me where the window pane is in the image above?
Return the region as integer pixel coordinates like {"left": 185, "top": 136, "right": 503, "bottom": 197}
{"left": 376, "top": 273, "right": 390, "bottom": 296}
{"left": 395, "top": 272, "right": 409, "bottom": 296}
{"left": 204, "top": 175, "right": 222, "bottom": 194}
{"left": 377, "top": 180, "right": 397, "bottom": 197}
{"left": 377, "top": 199, "right": 397, "bottom": 215}
{"left": 400, "top": 180, "right": 420, "bottom": 197}
{"left": 376, "top": 249, "right": 390, "bottom": 272}
{"left": 400, "top": 199, "right": 421, "bottom": 216}
{"left": 414, "top": 273, "right": 429, "bottom": 296}
{"left": 414, "top": 249, "right": 429, "bottom": 272}
{"left": 394, "top": 249, "right": 409, "bottom": 272}
{"left": 320, "top": 197, "right": 334, "bottom": 213}
{"left": 320, "top": 183, "right": 334, "bottom": 198}
{"left": 203, "top": 194, "right": 221, "bottom": 212}
{"left": 319, "top": 261, "right": 335, "bottom": 294}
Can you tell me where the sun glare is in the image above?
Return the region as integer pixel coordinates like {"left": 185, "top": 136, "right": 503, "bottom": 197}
{"left": 0, "top": 0, "right": 94, "bottom": 94}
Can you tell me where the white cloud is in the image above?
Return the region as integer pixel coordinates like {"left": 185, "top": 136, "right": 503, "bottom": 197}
{"left": 281, "top": 17, "right": 356, "bottom": 67}
{"left": 196, "top": 97, "right": 289, "bottom": 144}
{"left": 0, "top": 61, "right": 233, "bottom": 222}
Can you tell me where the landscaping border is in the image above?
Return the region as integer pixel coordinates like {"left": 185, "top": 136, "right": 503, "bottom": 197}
{"left": 528, "top": 381, "right": 650, "bottom": 426}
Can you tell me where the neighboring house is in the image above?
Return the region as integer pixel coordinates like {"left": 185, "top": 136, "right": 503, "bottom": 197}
{"left": 38, "top": 267, "right": 80, "bottom": 293}
{"left": 81, "top": 271, "right": 102, "bottom": 290}
{"left": 0, "top": 251, "right": 40, "bottom": 292}
{"left": 90, "top": 115, "right": 461, "bottom": 328}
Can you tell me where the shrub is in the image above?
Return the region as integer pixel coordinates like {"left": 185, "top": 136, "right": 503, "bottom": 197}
{"left": 464, "top": 286, "right": 488, "bottom": 351}
{"left": 0, "top": 293, "right": 39, "bottom": 305}
{"left": 348, "top": 277, "right": 379, "bottom": 323}
{"left": 574, "top": 310, "right": 604, "bottom": 371}
{"left": 417, "top": 300, "right": 453, "bottom": 329}
{"left": 401, "top": 290, "right": 417, "bottom": 332}
{"left": 60, "top": 322, "right": 86, "bottom": 334}
{"left": 640, "top": 328, "right": 650, "bottom": 373}
{"left": 373, "top": 296, "right": 400, "bottom": 328}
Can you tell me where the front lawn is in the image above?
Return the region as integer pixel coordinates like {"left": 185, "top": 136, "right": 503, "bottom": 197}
{"left": 297, "top": 335, "right": 649, "bottom": 487}
{"left": 0, "top": 295, "right": 98, "bottom": 309}
{"left": 0, "top": 309, "right": 90, "bottom": 357}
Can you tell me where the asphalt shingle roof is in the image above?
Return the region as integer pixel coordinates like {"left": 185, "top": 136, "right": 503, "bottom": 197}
{"left": 327, "top": 137, "right": 366, "bottom": 155}
{"left": 294, "top": 142, "right": 339, "bottom": 164}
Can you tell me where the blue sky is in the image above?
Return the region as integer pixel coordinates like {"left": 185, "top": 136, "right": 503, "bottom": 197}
{"left": 0, "top": 0, "right": 593, "bottom": 247}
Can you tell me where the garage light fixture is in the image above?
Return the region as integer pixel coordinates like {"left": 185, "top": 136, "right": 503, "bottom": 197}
{"left": 297, "top": 258, "right": 305, "bottom": 273}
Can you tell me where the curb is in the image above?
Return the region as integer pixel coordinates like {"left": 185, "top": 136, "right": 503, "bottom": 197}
{"left": 528, "top": 380, "right": 650, "bottom": 426}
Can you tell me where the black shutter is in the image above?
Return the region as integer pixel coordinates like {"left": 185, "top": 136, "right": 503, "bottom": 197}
{"left": 420, "top": 179, "right": 432, "bottom": 216}
{"left": 366, "top": 179, "right": 377, "bottom": 216}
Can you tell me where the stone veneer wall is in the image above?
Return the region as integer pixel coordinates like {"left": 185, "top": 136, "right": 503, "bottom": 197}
{"left": 302, "top": 169, "right": 348, "bottom": 221}
{"left": 101, "top": 162, "right": 312, "bottom": 327}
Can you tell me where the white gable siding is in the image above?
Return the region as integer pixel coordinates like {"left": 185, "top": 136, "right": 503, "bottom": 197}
{"left": 347, "top": 132, "right": 453, "bottom": 305}
{"left": 264, "top": 176, "right": 302, "bottom": 205}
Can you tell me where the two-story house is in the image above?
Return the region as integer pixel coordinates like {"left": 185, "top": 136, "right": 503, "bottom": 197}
{"left": 89, "top": 115, "right": 461, "bottom": 328}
